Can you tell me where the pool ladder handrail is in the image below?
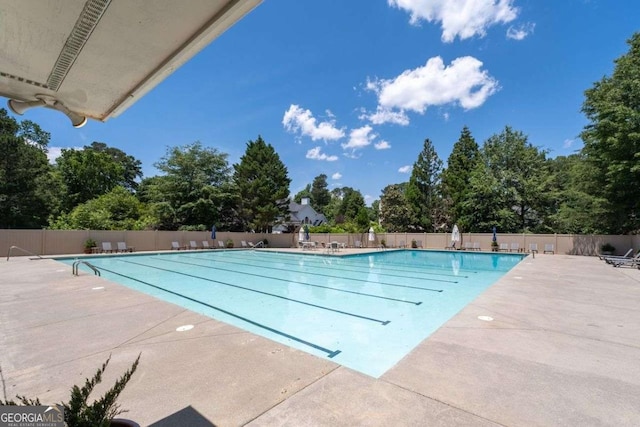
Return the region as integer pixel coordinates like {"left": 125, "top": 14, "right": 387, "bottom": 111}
{"left": 72, "top": 260, "right": 101, "bottom": 276}
{"left": 6, "top": 245, "right": 43, "bottom": 261}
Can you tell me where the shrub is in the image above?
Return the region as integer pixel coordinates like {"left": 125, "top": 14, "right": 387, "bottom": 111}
{"left": 411, "top": 239, "right": 417, "bottom": 248}
{"left": 225, "top": 239, "right": 234, "bottom": 248}
{"left": 601, "top": 243, "right": 615, "bottom": 253}
{"left": 84, "top": 238, "right": 97, "bottom": 249}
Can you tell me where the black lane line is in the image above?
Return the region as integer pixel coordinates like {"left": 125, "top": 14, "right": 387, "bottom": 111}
{"left": 254, "top": 250, "right": 480, "bottom": 275}
{"left": 162, "top": 258, "right": 422, "bottom": 306}
{"left": 94, "top": 265, "right": 341, "bottom": 358}
{"left": 218, "top": 251, "right": 465, "bottom": 279}
{"left": 119, "top": 259, "right": 391, "bottom": 326}
{"left": 183, "top": 254, "right": 447, "bottom": 292}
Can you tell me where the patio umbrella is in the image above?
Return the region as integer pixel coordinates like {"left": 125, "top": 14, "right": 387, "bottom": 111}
{"left": 304, "top": 224, "right": 310, "bottom": 241}
{"left": 211, "top": 225, "right": 216, "bottom": 240}
{"left": 298, "top": 226, "right": 305, "bottom": 242}
{"left": 368, "top": 226, "right": 375, "bottom": 242}
{"left": 451, "top": 224, "right": 460, "bottom": 248}
{"left": 492, "top": 226, "right": 497, "bottom": 242}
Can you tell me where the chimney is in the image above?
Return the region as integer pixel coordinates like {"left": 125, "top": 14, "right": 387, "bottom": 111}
{"left": 301, "top": 197, "right": 310, "bottom": 205}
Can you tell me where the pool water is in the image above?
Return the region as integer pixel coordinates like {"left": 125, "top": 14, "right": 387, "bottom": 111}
{"left": 60, "top": 250, "right": 524, "bottom": 377}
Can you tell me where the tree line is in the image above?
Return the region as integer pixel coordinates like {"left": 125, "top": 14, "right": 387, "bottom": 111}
{"left": 1, "top": 32, "right": 638, "bottom": 235}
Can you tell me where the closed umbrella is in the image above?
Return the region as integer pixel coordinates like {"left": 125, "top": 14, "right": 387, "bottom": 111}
{"left": 492, "top": 226, "right": 497, "bottom": 242}
{"left": 298, "top": 226, "right": 305, "bottom": 242}
{"left": 304, "top": 224, "right": 310, "bottom": 241}
{"left": 211, "top": 225, "right": 216, "bottom": 240}
{"left": 451, "top": 224, "right": 460, "bottom": 248}
{"left": 368, "top": 227, "right": 375, "bottom": 242}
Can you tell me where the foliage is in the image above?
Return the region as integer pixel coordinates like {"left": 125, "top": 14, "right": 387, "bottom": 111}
{"left": 233, "top": 136, "right": 291, "bottom": 232}
{"left": 405, "top": 138, "right": 443, "bottom": 231}
{"left": 225, "top": 239, "right": 234, "bottom": 248}
{"left": 379, "top": 184, "right": 413, "bottom": 232}
{"left": 84, "top": 238, "right": 97, "bottom": 249}
{"left": 580, "top": 32, "right": 640, "bottom": 233}
{"left": 310, "top": 174, "right": 331, "bottom": 213}
{"left": 50, "top": 187, "right": 152, "bottom": 230}
{"left": 143, "top": 142, "right": 233, "bottom": 230}
{"left": 0, "top": 109, "right": 53, "bottom": 228}
{"left": 441, "top": 126, "right": 480, "bottom": 229}
{"left": 1, "top": 354, "right": 140, "bottom": 427}
{"left": 601, "top": 242, "right": 615, "bottom": 253}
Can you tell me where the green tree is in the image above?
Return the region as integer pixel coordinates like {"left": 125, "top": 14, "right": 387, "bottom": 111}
{"left": 580, "top": 32, "right": 640, "bottom": 233}
{"left": 233, "top": 136, "right": 291, "bottom": 232}
{"left": 87, "top": 142, "right": 143, "bottom": 191}
{"left": 310, "top": 174, "right": 331, "bottom": 214}
{"left": 56, "top": 147, "right": 131, "bottom": 211}
{"left": 293, "top": 184, "right": 312, "bottom": 204}
{"left": 441, "top": 126, "right": 480, "bottom": 229}
{"left": 462, "top": 126, "right": 549, "bottom": 232}
{"left": 405, "top": 138, "right": 443, "bottom": 231}
{"left": 0, "top": 110, "right": 54, "bottom": 228}
{"left": 146, "top": 141, "right": 233, "bottom": 230}
{"left": 379, "top": 184, "right": 413, "bottom": 232}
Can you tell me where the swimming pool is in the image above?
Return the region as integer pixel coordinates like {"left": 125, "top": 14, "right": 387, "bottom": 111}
{"left": 60, "top": 250, "right": 524, "bottom": 377}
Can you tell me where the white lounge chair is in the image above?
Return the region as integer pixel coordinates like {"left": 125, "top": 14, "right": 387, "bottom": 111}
{"left": 171, "top": 241, "right": 184, "bottom": 250}
{"left": 241, "top": 241, "right": 248, "bottom": 248}
{"left": 189, "top": 240, "right": 199, "bottom": 250}
{"left": 610, "top": 252, "right": 640, "bottom": 267}
{"left": 499, "top": 243, "right": 509, "bottom": 251}
{"left": 218, "top": 240, "right": 225, "bottom": 248}
{"left": 544, "top": 244, "right": 554, "bottom": 254}
{"left": 529, "top": 243, "right": 538, "bottom": 253}
{"left": 201, "top": 241, "right": 211, "bottom": 249}
{"left": 510, "top": 243, "right": 520, "bottom": 252}
{"left": 416, "top": 240, "right": 424, "bottom": 248}
{"left": 116, "top": 242, "right": 134, "bottom": 252}
{"left": 101, "top": 242, "right": 114, "bottom": 253}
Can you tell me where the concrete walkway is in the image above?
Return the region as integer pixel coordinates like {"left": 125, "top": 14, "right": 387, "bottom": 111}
{"left": 1, "top": 250, "right": 639, "bottom": 426}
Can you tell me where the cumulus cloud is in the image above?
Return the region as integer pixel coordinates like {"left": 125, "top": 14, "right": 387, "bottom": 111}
{"left": 398, "top": 165, "right": 412, "bottom": 173}
{"left": 507, "top": 22, "right": 535, "bottom": 40}
{"left": 364, "top": 194, "right": 375, "bottom": 205}
{"left": 359, "top": 106, "right": 410, "bottom": 126}
{"left": 282, "top": 104, "right": 345, "bottom": 141}
{"left": 332, "top": 172, "right": 342, "bottom": 180}
{"left": 365, "top": 56, "right": 499, "bottom": 125}
{"left": 389, "top": 0, "right": 519, "bottom": 42}
{"left": 374, "top": 140, "right": 391, "bottom": 150}
{"left": 563, "top": 138, "right": 574, "bottom": 149}
{"left": 46, "top": 146, "right": 82, "bottom": 164}
{"left": 306, "top": 146, "right": 339, "bottom": 161}
{"left": 342, "top": 125, "right": 377, "bottom": 151}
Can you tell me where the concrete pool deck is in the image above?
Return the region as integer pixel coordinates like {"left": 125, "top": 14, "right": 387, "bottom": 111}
{"left": 1, "top": 249, "right": 639, "bottom": 426}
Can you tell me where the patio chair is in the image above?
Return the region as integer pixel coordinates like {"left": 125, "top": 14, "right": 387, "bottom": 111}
{"left": 354, "top": 240, "right": 362, "bottom": 248}
{"left": 241, "top": 240, "right": 248, "bottom": 248}
{"left": 499, "top": 243, "right": 509, "bottom": 251}
{"left": 510, "top": 242, "right": 520, "bottom": 252}
{"left": 472, "top": 242, "right": 481, "bottom": 251}
{"left": 462, "top": 242, "right": 473, "bottom": 251}
{"left": 171, "top": 241, "right": 185, "bottom": 250}
{"left": 101, "top": 242, "right": 114, "bottom": 253}
{"left": 398, "top": 241, "right": 406, "bottom": 248}
{"left": 543, "top": 243, "right": 554, "bottom": 254}
{"left": 610, "top": 252, "right": 640, "bottom": 267}
{"left": 529, "top": 243, "right": 538, "bottom": 254}
{"left": 116, "top": 241, "right": 134, "bottom": 252}
{"left": 416, "top": 240, "right": 424, "bottom": 248}
{"left": 218, "top": 240, "right": 225, "bottom": 248}
{"left": 189, "top": 240, "right": 199, "bottom": 250}
{"left": 201, "top": 241, "right": 211, "bottom": 249}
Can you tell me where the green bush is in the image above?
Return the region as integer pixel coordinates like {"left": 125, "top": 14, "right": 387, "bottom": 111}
{"left": 225, "top": 239, "right": 234, "bottom": 248}
{"left": 601, "top": 243, "right": 615, "bottom": 253}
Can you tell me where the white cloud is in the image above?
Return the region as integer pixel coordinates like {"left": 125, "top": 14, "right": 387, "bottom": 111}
{"left": 306, "top": 146, "right": 339, "bottom": 161}
{"left": 389, "top": 0, "right": 519, "bottom": 42}
{"left": 282, "top": 104, "right": 345, "bottom": 141}
{"left": 360, "top": 106, "right": 410, "bottom": 126}
{"left": 374, "top": 140, "right": 391, "bottom": 150}
{"left": 364, "top": 194, "right": 375, "bottom": 205}
{"left": 332, "top": 172, "right": 342, "bottom": 180}
{"left": 342, "top": 125, "right": 376, "bottom": 151}
{"left": 398, "top": 165, "right": 412, "bottom": 173}
{"left": 563, "top": 138, "right": 574, "bottom": 149}
{"left": 365, "top": 56, "right": 499, "bottom": 123}
{"left": 507, "top": 22, "right": 535, "bottom": 40}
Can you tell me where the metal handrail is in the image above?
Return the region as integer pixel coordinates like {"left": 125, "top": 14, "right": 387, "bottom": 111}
{"left": 6, "top": 245, "right": 43, "bottom": 261}
{"left": 72, "top": 260, "right": 101, "bottom": 276}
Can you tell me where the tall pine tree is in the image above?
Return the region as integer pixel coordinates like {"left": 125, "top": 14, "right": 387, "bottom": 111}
{"left": 405, "top": 138, "right": 443, "bottom": 231}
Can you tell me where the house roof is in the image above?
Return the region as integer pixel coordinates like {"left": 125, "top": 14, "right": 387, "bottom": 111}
{"left": 0, "top": 0, "right": 261, "bottom": 124}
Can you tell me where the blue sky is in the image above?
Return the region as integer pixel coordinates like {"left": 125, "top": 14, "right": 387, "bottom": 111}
{"left": 11, "top": 0, "right": 639, "bottom": 205}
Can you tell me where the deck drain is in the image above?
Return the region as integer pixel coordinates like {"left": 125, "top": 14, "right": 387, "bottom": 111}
{"left": 176, "top": 325, "right": 194, "bottom": 332}
{"left": 92, "top": 286, "right": 104, "bottom": 290}
{"left": 478, "top": 316, "right": 494, "bottom": 322}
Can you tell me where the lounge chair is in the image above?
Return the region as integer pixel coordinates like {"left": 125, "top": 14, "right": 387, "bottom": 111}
{"left": 354, "top": 240, "right": 362, "bottom": 248}
{"left": 116, "top": 242, "right": 134, "bottom": 252}
{"left": 544, "top": 244, "right": 554, "bottom": 254}
{"left": 610, "top": 252, "right": 640, "bottom": 267}
{"left": 171, "top": 241, "right": 185, "bottom": 250}
{"left": 529, "top": 243, "right": 538, "bottom": 253}
{"left": 416, "top": 240, "right": 423, "bottom": 248}
{"left": 218, "top": 240, "right": 225, "bottom": 248}
{"left": 499, "top": 243, "right": 509, "bottom": 252}
{"left": 602, "top": 249, "right": 634, "bottom": 264}
{"left": 462, "top": 242, "right": 473, "bottom": 251}
{"left": 201, "top": 241, "right": 211, "bottom": 249}
{"left": 445, "top": 241, "right": 456, "bottom": 250}
{"left": 101, "top": 242, "right": 114, "bottom": 253}
{"left": 189, "top": 240, "right": 199, "bottom": 250}
{"left": 398, "top": 241, "right": 406, "bottom": 248}
{"left": 472, "top": 242, "right": 481, "bottom": 251}
{"left": 510, "top": 243, "right": 520, "bottom": 252}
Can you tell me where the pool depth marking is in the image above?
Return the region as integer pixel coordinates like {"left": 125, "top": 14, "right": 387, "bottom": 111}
{"left": 183, "top": 254, "right": 447, "bottom": 292}
{"left": 220, "top": 251, "right": 468, "bottom": 279}
{"left": 119, "top": 259, "right": 391, "bottom": 325}
{"left": 93, "top": 265, "right": 341, "bottom": 358}
{"left": 162, "top": 257, "right": 422, "bottom": 306}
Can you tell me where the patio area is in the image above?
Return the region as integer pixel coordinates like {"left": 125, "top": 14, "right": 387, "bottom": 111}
{"left": 1, "top": 250, "right": 639, "bottom": 426}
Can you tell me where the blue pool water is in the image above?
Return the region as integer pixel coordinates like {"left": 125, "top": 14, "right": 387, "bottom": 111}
{"left": 60, "top": 250, "right": 524, "bottom": 377}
